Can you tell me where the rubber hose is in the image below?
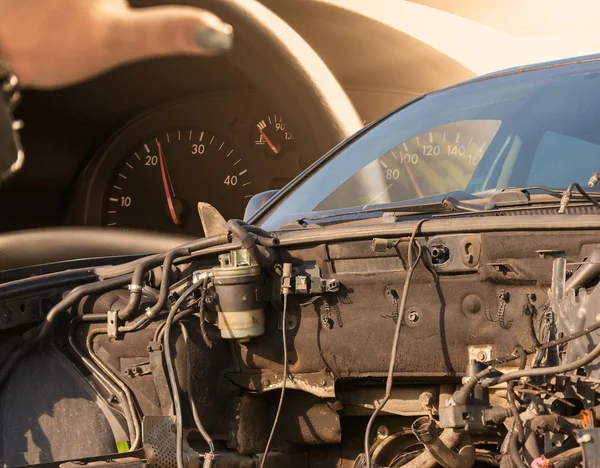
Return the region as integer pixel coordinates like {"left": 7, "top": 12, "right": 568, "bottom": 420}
{"left": 509, "top": 432, "right": 529, "bottom": 468}
{"left": 145, "top": 247, "right": 191, "bottom": 320}
{"left": 117, "top": 235, "right": 230, "bottom": 320}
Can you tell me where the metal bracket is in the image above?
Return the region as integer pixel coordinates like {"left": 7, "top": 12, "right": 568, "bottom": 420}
{"left": 292, "top": 265, "right": 339, "bottom": 295}
{"left": 124, "top": 361, "right": 152, "bottom": 379}
{"left": 107, "top": 310, "right": 118, "bottom": 339}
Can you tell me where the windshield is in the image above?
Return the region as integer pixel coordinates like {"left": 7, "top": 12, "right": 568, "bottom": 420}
{"left": 257, "top": 59, "right": 600, "bottom": 230}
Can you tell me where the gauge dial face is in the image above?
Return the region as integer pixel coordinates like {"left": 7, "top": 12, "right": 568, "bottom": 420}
{"left": 103, "top": 129, "right": 253, "bottom": 234}
{"left": 251, "top": 114, "right": 294, "bottom": 158}
{"left": 316, "top": 120, "right": 502, "bottom": 211}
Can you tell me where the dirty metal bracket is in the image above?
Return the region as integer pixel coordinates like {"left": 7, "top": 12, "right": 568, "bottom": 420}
{"left": 107, "top": 310, "right": 118, "bottom": 339}
{"left": 124, "top": 361, "right": 152, "bottom": 379}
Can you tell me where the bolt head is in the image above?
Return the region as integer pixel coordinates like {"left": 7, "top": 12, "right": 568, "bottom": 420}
{"left": 407, "top": 311, "right": 420, "bottom": 323}
{"left": 376, "top": 425, "right": 389, "bottom": 439}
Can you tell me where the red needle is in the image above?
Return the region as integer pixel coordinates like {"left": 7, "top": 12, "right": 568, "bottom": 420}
{"left": 257, "top": 125, "right": 279, "bottom": 155}
{"left": 157, "top": 141, "right": 180, "bottom": 225}
{"left": 400, "top": 152, "right": 424, "bottom": 198}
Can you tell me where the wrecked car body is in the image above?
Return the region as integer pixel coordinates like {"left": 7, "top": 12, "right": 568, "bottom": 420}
{"left": 2, "top": 55, "right": 600, "bottom": 468}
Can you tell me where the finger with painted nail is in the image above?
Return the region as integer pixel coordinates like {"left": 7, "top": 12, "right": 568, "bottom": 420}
{"left": 0, "top": 0, "right": 234, "bottom": 88}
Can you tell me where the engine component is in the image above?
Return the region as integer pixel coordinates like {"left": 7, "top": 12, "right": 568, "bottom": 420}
{"left": 6, "top": 215, "right": 600, "bottom": 468}
{"left": 411, "top": 417, "right": 476, "bottom": 468}
{"left": 212, "top": 249, "right": 266, "bottom": 340}
{"left": 553, "top": 254, "right": 600, "bottom": 379}
{"left": 439, "top": 361, "right": 511, "bottom": 433}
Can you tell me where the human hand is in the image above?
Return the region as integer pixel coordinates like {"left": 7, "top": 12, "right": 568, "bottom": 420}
{"left": 0, "top": 0, "right": 233, "bottom": 88}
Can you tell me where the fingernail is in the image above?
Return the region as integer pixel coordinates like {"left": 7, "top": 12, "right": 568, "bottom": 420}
{"left": 195, "top": 22, "right": 234, "bottom": 52}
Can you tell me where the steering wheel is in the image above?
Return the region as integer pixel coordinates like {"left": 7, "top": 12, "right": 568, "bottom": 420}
{"left": 0, "top": 0, "right": 362, "bottom": 270}
{"left": 209, "top": 0, "right": 363, "bottom": 153}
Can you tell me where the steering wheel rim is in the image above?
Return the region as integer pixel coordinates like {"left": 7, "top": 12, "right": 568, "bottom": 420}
{"left": 198, "top": 0, "right": 363, "bottom": 154}
{"left": 0, "top": 0, "right": 363, "bottom": 269}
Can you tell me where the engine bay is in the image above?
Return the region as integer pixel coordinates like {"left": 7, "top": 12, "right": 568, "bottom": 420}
{"left": 1, "top": 213, "right": 599, "bottom": 467}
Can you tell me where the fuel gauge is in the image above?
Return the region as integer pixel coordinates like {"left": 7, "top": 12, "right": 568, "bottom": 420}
{"left": 251, "top": 114, "right": 293, "bottom": 158}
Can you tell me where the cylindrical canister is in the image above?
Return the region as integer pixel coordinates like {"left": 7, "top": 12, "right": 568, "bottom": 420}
{"left": 212, "top": 258, "right": 264, "bottom": 340}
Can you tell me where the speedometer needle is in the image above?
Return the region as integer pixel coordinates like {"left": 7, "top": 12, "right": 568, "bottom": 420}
{"left": 157, "top": 141, "right": 181, "bottom": 225}
{"left": 257, "top": 125, "right": 279, "bottom": 155}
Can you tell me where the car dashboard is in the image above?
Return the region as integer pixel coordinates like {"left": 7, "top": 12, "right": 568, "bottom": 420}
{"left": 1, "top": 0, "right": 473, "bottom": 236}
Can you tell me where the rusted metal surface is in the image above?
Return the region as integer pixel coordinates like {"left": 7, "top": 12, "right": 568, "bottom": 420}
{"left": 225, "top": 370, "right": 335, "bottom": 398}
{"left": 337, "top": 386, "right": 439, "bottom": 416}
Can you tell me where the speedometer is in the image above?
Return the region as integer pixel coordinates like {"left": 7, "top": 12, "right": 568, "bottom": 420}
{"left": 103, "top": 129, "right": 253, "bottom": 235}
{"left": 371, "top": 120, "right": 502, "bottom": 202}
{"left": 315, "top": 119, "right": 502, "bottom": 211}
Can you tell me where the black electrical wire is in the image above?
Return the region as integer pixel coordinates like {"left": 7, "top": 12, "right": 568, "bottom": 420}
{"left": 363, "top": 219, "right": 425, "bottom": 468}
{"left": 163, "top": 280, "right": 206, "bottom": 468}
{"left": 154, "top": 309, "right": 195, "bottom": 344}
{"left": 197, "top": 276, "right": 212, "bottom": 348}
{"left": 86, "top": 327, "right": 141, "bottom": 450}
{"left": 259, "top": 292, "right": 289, "bottom": 468}
{"left": 178, "top": 322, "right": 214, "bottom": 453}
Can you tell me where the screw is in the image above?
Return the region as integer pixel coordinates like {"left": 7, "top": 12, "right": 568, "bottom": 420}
{"left": 477, "top": 351, "right": 488, "bottom": 361}
{"left": 376, "top": 425, "right": 389, "bottom": 439}
{"left": 407, "top": 311, "right": 420, "bottom": 323}
{"left": 263, "top": 380, "right": 271, "bottom": 387}
{"left": 0, "top": 310, "right": 9, "bottom": 324}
